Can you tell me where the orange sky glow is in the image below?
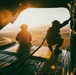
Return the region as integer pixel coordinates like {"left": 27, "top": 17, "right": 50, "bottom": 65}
{"left": 2, "top": 8, "right": 70, "bottom": 31}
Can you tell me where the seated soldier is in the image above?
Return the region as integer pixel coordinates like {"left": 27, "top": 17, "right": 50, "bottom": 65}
{"left": 16, "top": 24, "right": 32, "bottom": 54}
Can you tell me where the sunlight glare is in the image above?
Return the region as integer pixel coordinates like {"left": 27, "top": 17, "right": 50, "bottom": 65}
{"left": 13, "top": 8, "right": 70, "bottom": 29}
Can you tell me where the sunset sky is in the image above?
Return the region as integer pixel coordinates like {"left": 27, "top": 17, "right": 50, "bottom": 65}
{"left": 2, "top": 8, "right": 70, "bottom": 31}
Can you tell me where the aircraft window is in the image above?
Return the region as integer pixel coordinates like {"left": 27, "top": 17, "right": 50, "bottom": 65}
{"left": 0, "top": 8, "right": 70, "bottom": 50}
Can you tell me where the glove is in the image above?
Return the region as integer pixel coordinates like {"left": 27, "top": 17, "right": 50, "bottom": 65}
{"left": 68, "top": 17, "right": 71, "bottom": 21}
